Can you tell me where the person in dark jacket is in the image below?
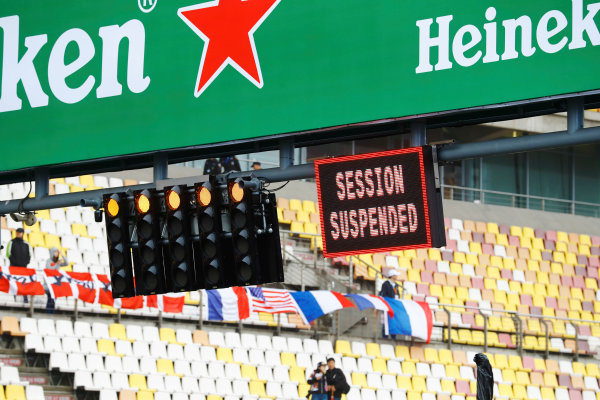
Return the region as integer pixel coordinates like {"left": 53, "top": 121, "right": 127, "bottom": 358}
{"left": 307, "top": 362, "right": 329, "bottom": 400}
{"left": 325, "top": 358, "right": 349, "bottom": 400}
{"left": 6, "top": 228, "right": 30, "bottom": 267}
{"left": 203, "top": 158, "right": 222, "bottom": 175}
{"left": 220, "top": 156, "right": 241, "bottom": 173}
{"left": 379, "top": 269, "right": 400, "bottom": 298}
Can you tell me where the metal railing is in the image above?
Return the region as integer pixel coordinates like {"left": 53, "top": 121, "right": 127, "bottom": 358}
{"left": 442, "top": 184, "right": 600, "bottom": 217}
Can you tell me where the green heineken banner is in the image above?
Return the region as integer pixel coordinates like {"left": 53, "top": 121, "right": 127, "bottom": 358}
{"left": 0, "top": 0, "right": 599, "bottom": 172}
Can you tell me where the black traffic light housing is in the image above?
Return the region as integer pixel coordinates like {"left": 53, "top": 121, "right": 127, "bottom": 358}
{"left": 132, "top": 189, "right": 167, "bottom": 295}
{"left": 164, "top": 185, "right": 197, "bottom": 292}
{"left": 103, "top": 192, "right": 135, "bottom": 298}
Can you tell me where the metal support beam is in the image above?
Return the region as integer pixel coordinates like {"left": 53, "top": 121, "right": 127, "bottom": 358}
{"left": 154, "top": 153, "right": 168, "bottom": 182}
{"left": 410, "top": 121, "right": 426, "bottom": 147}
{"left": 279, "top": 139, "right": 294, "bottom": 169}
{"left": 567, "top": 98, "right": 584, "bottom": 134}
{"left": 35, "top": 168, "right": 49, "bottom": 199}
{"left": 438, "top": 126, "right": 600, "bottom": 161}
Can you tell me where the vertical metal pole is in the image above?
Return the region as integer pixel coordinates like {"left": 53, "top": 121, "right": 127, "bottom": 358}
{"left": 73, "top": 299, "right": 79, "bottom": 322}
{"left": 348, "top": 258, "right": 354, "bottom": 290}
{"left": 116, "top": 309, "right": 121, "bottom": 323}
{"left": 335, "top": 310, "right": 340, "bottom": 341}
{"left": 158, "top": 311, "right": 163, "bottom": 328}
{"left": 541, "top": 319, "right": 550, "bottom": 360}
{"left": 301, "top": 262, "right": 305, "bottom": 292}
{"left": 574, "top": 323, "right": 579, "bottom": 362}
{"left": 197, "top": 290, "right": 204, "bottom": 330}
{"left": 481, "top": 311, "right": 488, "bottom": 353}
{"left": 443, "top": 308, "right": 452, "bottom": 350}
{"left": 410, "top": 121, "right": 426, "bottom": 147}
{"left": 35, "top": 168, "right": 49, "bottom": 199}
{"left": 567, "top": 98, "right": 584, "bottom": 134}
{"left": 313, "top": 239, "right": 317, "bottom": 270}
{"left": 373, "top": 310, "right": 378, "bottom": 342}
{"left": 28, "top": 296, "right": 34, "bottom": 317}
{"left": 279, "top": 139, "right": 294, "bottom": 169}
{"left": 276, "top": 313, "right": 282, "bottom": 336}
{"left": 238, "top": 319, "right": 243, "bottom": 334}
{"left": 571, "top": 147, "right": 576, "bottom": 214}
{"left": 525, "top": 153, "right": 530, "bottom": 209}
{"left": 154, "top": 153, "right": 168, "bottom": 182}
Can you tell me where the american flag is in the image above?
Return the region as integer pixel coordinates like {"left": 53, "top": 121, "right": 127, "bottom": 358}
{"left": 248, "top": 287, "right": 299, "bottom": 314}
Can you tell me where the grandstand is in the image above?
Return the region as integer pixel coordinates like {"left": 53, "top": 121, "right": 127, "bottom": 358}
{"left": 1, "top": 174, "right": 600, "bottom": 400}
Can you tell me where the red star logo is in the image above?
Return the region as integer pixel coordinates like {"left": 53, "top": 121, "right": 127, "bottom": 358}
{"left": 178, "top": 0, "right": 281, "bottom": 97}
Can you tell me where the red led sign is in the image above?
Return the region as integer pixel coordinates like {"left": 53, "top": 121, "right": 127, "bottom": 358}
{"left": 314, "top": 146, "right": 445, "bottom": 258}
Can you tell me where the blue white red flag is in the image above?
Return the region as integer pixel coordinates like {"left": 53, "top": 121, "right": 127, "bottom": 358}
{"left": 345, "top": 293, "right": 394, "bottom": 317}
{"left": 290, "top": 290, "right": 355, "bottom": 324}
{"left": 206, "top": 287, "right": 250, "bottom": 321}
{"left": 384, "top": 298, "right": 433, "bottom": 343}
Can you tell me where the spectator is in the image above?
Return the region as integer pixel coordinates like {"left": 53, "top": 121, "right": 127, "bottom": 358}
{"left": 379, "top": 269, "right": 400, "bottom": 298}
{"left": 203, "top": 158, "right": 222, "bottom": 175}
{"left": 325, "top": 358, "right": 349, "bottom": 400}
{"left": 251, "top": 161, "right": 262, "bottom": 170}
{"left": 44, "top": 247, "right": 68, "bottom": 314}
{"left": 307, "top": 362, "right": 328, "bottom": 400}
{"left": 6, "top": 227, "right": 31, "bottom": 304}
{"left": 220, "top": 156, "right": 241, "bottom": 173}
{"left": 6, "top": 228, "right": 30, "bottom": 267}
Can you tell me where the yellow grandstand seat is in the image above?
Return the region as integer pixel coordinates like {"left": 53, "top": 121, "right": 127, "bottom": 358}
{"left": 412, "top": 376, "right": 426, "bottom": 392}
{"left": 281, "top": 352, "right": 296, "bottom": 367}
{"left": 445, "top": 365, "right": 461, "bottom": 380}
{"left": 296, "top": 210, "right": 310, "bottom": 224}
{"left": 366, "top": 343, "right": 381, "bottom": 358}
{"left": 290, "top": 221, "right": 304, "bottom": 235}
{"left": 487, "top": 222, "right": 499, "bottom": 234}
{"left": 586, "top": 363, "right": 600, "bottom": 378}
{"left": 289, "top": 199, "right": 302, "bottom": 212}
{"left": 513, "top": 384, "right": 527, "bottom": 400}
{"left": 157, "top": 359, "right": 175, "bottom": 376}
{"left": 45, "top": 234, "right": 61, "bottom": 249}
{"left": 0, "top": 386, "right": 5, "bottom": 400}
{"left": 71, "top": 223, "right": 88, "bottom": 237}
{"left": 27, "top": 231, "right": 45, "bottom": 248}
{"left": 97, "top": 339, "right": 117, "bottom": 356}
{"left": 109, "top": 323, "right": 129, "bottom": 341}
{"left": 352, "top": 373, "right": 368, "bottom": 388}
{"left": 129, "top": 374, "right": 149, "bottom": 391}
{"left": 397, "top": 376, "right": 412, "bottom": 391}
{"left": 372, "top": 358, "right": 388, "bottom": 374}
{"left": 289, "top": 366, "right": 306, "bottom": 383}
{"left": 336, "top": 340, "right": 357, "bottom": 357}
{"left": 159, "top": 328, "right": 180, "bottom": 345}
{"left": 241, "top": 365, "right": 259, "bottom": 381}
{"left": 5, "top": 386, "right": 25, "bottom": 400}
{"left": 543, "top": 372, "right": 558, "bottom": 387}
{"left": 249, "top": 381, "right": 266, "bottom": 397}
{"left": 441, "top": 379, "right": 456, "bottom": 395}
{"left": 216, "top": 347, "right": 234, "bottom": 363}
{"left": 438, "top": 349, "right": 453, "bottom": 365}
{"left": 510, "top": 226, "right": 522, "bottom": 237}
{"left": 206, "top": 396, "right": 221, "bottom": 400}
{"left": 395, "top": 345, "right": 410, "bottom": 360}
{"left": 302, "top": 200, "right": 316, "bottom": 214}
{"left": 136, "top": 394, "right": 153, "bottom": 400}
{"left": 494, "top": 354, "right": 508, "bottom": 369}
{"left": 298, "top": 384, "right": 310, "bottom": 398}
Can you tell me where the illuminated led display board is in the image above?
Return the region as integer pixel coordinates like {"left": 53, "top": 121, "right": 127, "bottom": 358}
{"left": 314, "top": 147, "right": 446, "bottom": 258}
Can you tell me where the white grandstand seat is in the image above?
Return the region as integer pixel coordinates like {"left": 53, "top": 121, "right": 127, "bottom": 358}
{"left": 165, "top": 376, "right": 183, "bottom": 393}
{"left": 189, "top": 395, "right": 206, "bottom": 400}
{"left": 583, "top": 392, "right": 596, "bottom": 400}
{"left": 437, "top": 261, "right": 450, "bottom": 274}
{"left": 208, "top": 331, "right": 225, "bottom": 347}
{"left": 198, "top": 377, "right": 216, "bottom": 395}
{"left": 49, "top": 352, "right": 68, "bottom": 372}
{"left": 427, "top": 377, "right": 442, "bottom": 392}
{"left": 168, "top": 344, "right": 185, "bottom": 360}
{"left": 357, "top": 358, "right": 373, "bottom": 373}
{"left": 257, "top": 365, "right": 274, "bottom": 381}
{"left": 62, "top": 337, "right": 81, "bottom": 353}
{"left": 342, "top": 357, "right": 358, "bottom": 373}
{"left": 288, "top": 337, "right": 304, "bottom": 353}
{"left": 94, "top": 176, "right": 109, "bottom": 188}
{"left": 184, "top": 344, "right": 201, "bottom": 361}
{"left": 191, "top": 361, "right": 208, "bottom": 377}
{"left": 224, "top": 331, "right": 242, "bottom": 348}
{"left": 232, "top": 380, "right": 251, "bottom": 397}
{"left": 457, "top": 240, "right": 470, "bottom": 253}
{"left": 403, "top": 282, "right": 417, "bottom": 296}
{"left": 93, "top": 371, "right": 113, "bottom": 390}
{"left": 216, "top": 378, "right": 233, "bottom": 396}
{"left": 249, "top": 349, "right": 266, "bottom": 365}
{"left": 377, "top": 389, "right": 392, "bottom": 400}
{"left": 200, "top": 346, "right": 218, "bottom": 363}
{"left": 74, "top": 321, "right": 93, "bottom": 337}
{"left": 109, "top": 373, "right": 128, "bottom": 391}
{"left": 380, "top": 344, "right": 396, "bottom": 360}
{"left": 0, "top": 365, "right": 22, "bottom": 384}
{"left": 266, "top": 382, "right": 283, "bottom": 398}
{"left": 462, "top": 264, "right": 475, "bottom": 277}
{"left": 431, "top": 364, "right": 446, "bottom": 379}
{"left": 382, "top": 374, "right": 397, "bottom": 391}
{"left": 173, "top": 394, "right": 189, "bottom": 400}
{"left": 282, "top": 382, "right": 300, "bottom": 398}
{"left": 148, "top": 374, "right": 166, "bottom": 391}
{"left": 387, "top": 360, "right": 402, "bottom": 375}
{"left": 109, "top": 177, "right": 123, "bottom": 188}
{"left": 452, "top": 396, "right": 466, "bottom": 400}
{"left": 24, "top": 334, "right": 43, "bottom": 353}
{"left": 55, "top": 319, "right": 74, "bottom": 337}
{"left": 122, "top": 356, "right": 140, "bottom": 374}
{"left": 40, "top": 219, "right": 57, "bottom": 235}
{"left": 512, "top": 269, "right": 525, "bottom": 282}
{"left": 208, "top": 363, "right": 225, "bottom": 379}
{"left": 174, "top": 360, "right": 191, "bottom": 377}
{"left": 154, "top": 393, "right": 171, "bottom": 400}
{"left": 527, "top": 386, "right": 542, "bottom": 400}
{"left": 367, "top": 372, "right": 383, "bottom": 389}
{"left": 115, "top": 340, "right": 133, "bottom": 357}
{"left": 81, "top": 337, "right": 100, "bottom": 354}
{"left": 303, "top": 339, "right": 319, "bottom": 355}
{"left": 43, "top": 336, "right": 62, "bottom": 353}
{"left": 25, "top": 385, "right": 44, "bottom": 400}
{"left": 451, "top": 218, "right": 463, "bottom": 231}
{"left": 233, "top": 348, "right": 249, "bottom": 365}
{"left": 133, "top": 341, "right": 150, "bottom": 358}
{"left": 555, "top": 388, "right": 569, "bottom": 400}
{"left": 346, "top": 388, "right": 361, "bottom": 400}
{"left": 273, "top": 366, "right": 289, "bottom": 383}
{"left": 422, "top": 393, "right": 436, "bottom": 400}
{"left": 142, "top": 326, "right": 161, "bottom": 342}
{"left": 66, "top": 208, "right": 82, "bottom": 224}
{"left": 272, "top": 336, "right": 287, "bottom": 352}
{"left": 416, "top": 362, "right": 431, "bottom": 377}
{"left": 225, "top": 363, "right": 243, "bottom": 381}
{"left": 447, "top": 229, "right": 460, "bottom": 241}
{"left": 74, "top": 370, "right": 95, "bottom": 390}
{"left": 105, "top": 355, "right": 123, "bottom": 373}
{"left": 496, "top": 279, "right": 510, "bottom": 292}
{"left": 91, "top": 236, "right": 106, "bottom": 252}
{"left": 151, "top": 342, "right": 168, "bottom": 358}
{"left": 86, "top": 354, "right": 105, "bottom": 372}
{"left": 551, "top": 338, "right": 565, "bottom": 352}
{"left": 352, "top": 342, "right": 368, "bottom": 358}
{"left": 92, "top": 322, "right": 110, "bottom": 339}
{"left": 315, "top": 341, "right": 332, "bottom": 357}
{"left": 140, "top": 357, "right": 158, "bottom": 375}
{"left": 361, "top": 388, "right": 377, "bottom": 400}
{"left": 81, "top": 209, "right": 96, "bottom": 224}
{"left": 385, "top": 255, "right": 400, "bottom": 268}
{"left": 50, "top": 208, "right": 66, "bottom": 222}
{"left": 584, "top": 376, "right": 599, "bottom": 391}
{"left": 84, "top": 251, "right": 100, "bottom": 266}
{"left": 265, "top": 349, "right": 281, "bottom": 366}
{"left": 78, "top": 237, "right": 93, "bottom": 252}
{"left": 256, "top": 334, "right": 273, "bottom": 350}
{"left": 6, "top": 217, "right": 22, "bottom": 230}
{"left": 20, "top": 317, "right": 38, "bottom": 334}
{"left": 182, "top": 376, "right": 199, "bottom": 394}
{"left": 459, "top": 366, "right": 475, "bottom": 381}
{"left": 99, "top": 390, "right": 117, "bottom": 400}
{"left": 241, "top": 333, "right": 257, "bottom": 349}
{"left": 296, "top": 353, "right": 312, "bottom": 370}
{"left": 126, "top": 324, "right": 143, "bottom": 341}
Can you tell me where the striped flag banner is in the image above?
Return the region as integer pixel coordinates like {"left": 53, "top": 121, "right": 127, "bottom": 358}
{"left": 248, "top": 287, "right": 299, "bottom": 314}
{"left": 290, "top": 290, "right": 356, "bottom": 324}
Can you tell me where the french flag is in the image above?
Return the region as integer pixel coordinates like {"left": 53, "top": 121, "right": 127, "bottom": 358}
{"left": 384, "top": 298, "right": 433, "bottom": 343}
{"left": 206, "top": 287, "right": 251, "bottom": 321}
{"left": 290, "top": 290, "right": 356, "bottom": 324}
{"left": 345, "top": 294, "right": 394, "bottom": 317}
